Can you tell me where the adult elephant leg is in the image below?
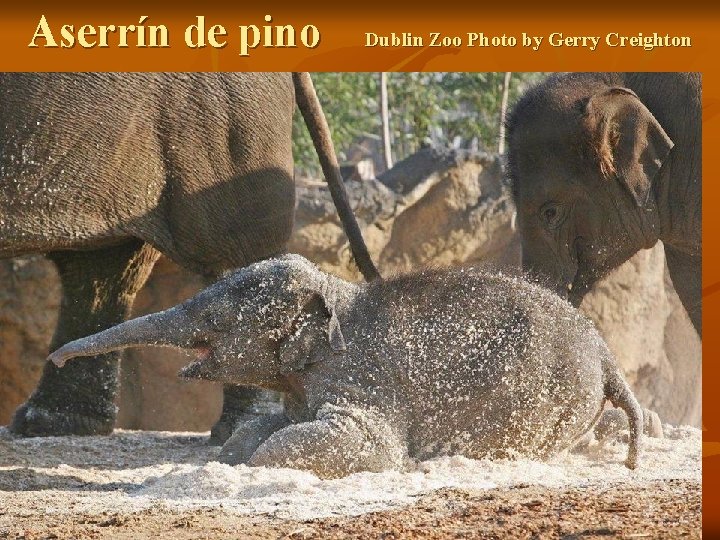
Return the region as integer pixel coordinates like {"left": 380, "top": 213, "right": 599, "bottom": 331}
{"left": 665, "top": 245, "right": 701, "bottom": 337}
{"left": 10, "top": 240, "right": 160, "bottom": 436}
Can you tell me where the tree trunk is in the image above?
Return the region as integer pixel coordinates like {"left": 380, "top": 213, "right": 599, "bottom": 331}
{"left": 497, "top": 72, "right": 512, "bottom": 154}
{"left": 379, "top": 72, "right": 393, "bottom": 171}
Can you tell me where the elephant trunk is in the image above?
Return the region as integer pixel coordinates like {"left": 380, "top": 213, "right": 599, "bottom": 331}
{"left": 48, "top": 307, "right": 194, "bottom": 368}
{"left": 521, "top": 237, "right": 578, "bottom": 301}
{"left": 568, "top": 280, "right": 592, "bottom": 307}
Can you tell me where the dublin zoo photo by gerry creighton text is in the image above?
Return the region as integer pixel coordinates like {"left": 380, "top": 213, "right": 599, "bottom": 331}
{"left": 363, "top": 31, "right": 692, "bottom": 51}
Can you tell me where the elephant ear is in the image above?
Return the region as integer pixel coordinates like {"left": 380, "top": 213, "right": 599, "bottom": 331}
{"left": 586, "top": 87, "right": 674, "bottom": 206}
{"left": 278, "top": 292, "right": 347, "bottom": 375}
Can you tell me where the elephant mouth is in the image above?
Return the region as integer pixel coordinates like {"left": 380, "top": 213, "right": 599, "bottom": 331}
{"left": 179, "top": 360, "right": 208, "bottom": 379}
{"left": 568, "top": 279, "right": 590, "bottom": 307}
{"left": 194, "top": 346, "right": 212, "bottom": 362}
{"left": 178, "top": 344, "right": 212, "bottom": 379}
{"left": 571, "top": 236, "right": 587, "bottom": 267}
{"left": 178, "top": 344, "right": 214, "bottom": 379}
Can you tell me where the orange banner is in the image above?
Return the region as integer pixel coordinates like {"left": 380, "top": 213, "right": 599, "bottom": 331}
{"left": 0, "top": 7, "right": 713, "bottom": 71}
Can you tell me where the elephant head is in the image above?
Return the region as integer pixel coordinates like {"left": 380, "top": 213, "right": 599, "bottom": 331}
{"left": 506, "top": 73, "right": 674, "bottom": 304}
{"left": 48, "top": 254, "right": 353, "bottom": 388}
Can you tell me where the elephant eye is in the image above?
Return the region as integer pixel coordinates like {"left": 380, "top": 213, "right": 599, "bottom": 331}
{"left": 540, "top": 203, "right": 563, "bottom": 229}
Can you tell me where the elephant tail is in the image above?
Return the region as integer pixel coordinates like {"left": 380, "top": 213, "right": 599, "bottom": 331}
{"left": 602, "top": 354, "right": 643, "bottom": 470}
{"left": 292, "top": 72, "right": 381, "bottom": 282}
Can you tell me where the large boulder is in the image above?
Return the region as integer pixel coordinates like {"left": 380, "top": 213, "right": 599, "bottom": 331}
{"left": 291, "top": 147, "right": 519, "bottom": 280}
{"left": 378, "top": 150, "right": 519, "bottom": 272}
{"left": 289, "top": 174, "right": 397, "bottom": 282}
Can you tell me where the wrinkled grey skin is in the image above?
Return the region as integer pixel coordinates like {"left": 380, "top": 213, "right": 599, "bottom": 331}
{"left": 1, "top": 72, "right": 378, "bottom": 439}
{"left": 506, "top": 73, "right": 701, "bottom": 336}
{"left": 49, "top": 254, "right": 642, "bottom": 478}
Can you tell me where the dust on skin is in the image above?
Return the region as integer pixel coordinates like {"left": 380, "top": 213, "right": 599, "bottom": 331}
{"left": 47, "top": 256, "right": 643, "bottom": 475}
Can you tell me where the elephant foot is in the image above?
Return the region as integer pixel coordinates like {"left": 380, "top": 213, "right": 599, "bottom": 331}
{"left": 9, "top": 400, "right": 116, "bottom": 437}
{"left": 594, "top": 407, "right": 664, "bottom": 443}
{"left": 217, "top": 413, "right": 292, "bottom": 464}
{"left": 248, "top": 405, "right": 406, "bottom": 478}
{"left": 643, "top": 409, "right": 664, "bottom": 439}
{"left": 210, "top": 410, "right": 282, "bottom": 446}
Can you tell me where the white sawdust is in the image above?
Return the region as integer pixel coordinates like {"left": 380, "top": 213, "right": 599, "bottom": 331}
{"left": 0, "top": 425, "right": 700, "bottom": 520}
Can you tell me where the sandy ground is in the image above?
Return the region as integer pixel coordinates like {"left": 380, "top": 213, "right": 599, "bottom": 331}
{"left": 0, "top": 426, "right": 701, "bottom": 539}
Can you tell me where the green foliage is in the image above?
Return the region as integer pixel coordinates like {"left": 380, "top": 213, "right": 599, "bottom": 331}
{"left": 292, "top": 73, "right": 379, "bottom": 177}
{"left": 294, "top": 72, "right": 546, "bottom": 177}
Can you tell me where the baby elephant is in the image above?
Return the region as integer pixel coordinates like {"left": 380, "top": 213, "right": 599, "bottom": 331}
{"left": 49, "top": 254, "right": 642, "bottom": 478}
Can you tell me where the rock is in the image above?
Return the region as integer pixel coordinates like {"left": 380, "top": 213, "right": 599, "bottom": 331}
{"left": 344, "top": 135, "right": 388, "bottom": 176}
{"left": 0, "top": 257, "right": 59, "bottom": 425}
{"left": 340, "top": 159, "right": 376, "bottom": 182}
{"left": 289, "top": 176, "right": 398, "bottom": 281}
{"left": 291, "top": 147, "right": 516, "bottom": 280}
{"left": 377, "top": 147, "right": 494, "bottom": 197}
{"left": 379, "top": 153, "right": 518, "bottom": 272}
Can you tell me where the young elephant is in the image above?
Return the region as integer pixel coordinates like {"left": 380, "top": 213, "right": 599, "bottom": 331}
{"left": 49, "top": 255, "right": 642, "bottom": 478}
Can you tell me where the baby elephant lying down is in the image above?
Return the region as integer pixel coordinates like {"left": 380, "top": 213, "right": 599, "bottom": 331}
{"left": 50, "top": 254, "right": 642, "bottom": 478}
